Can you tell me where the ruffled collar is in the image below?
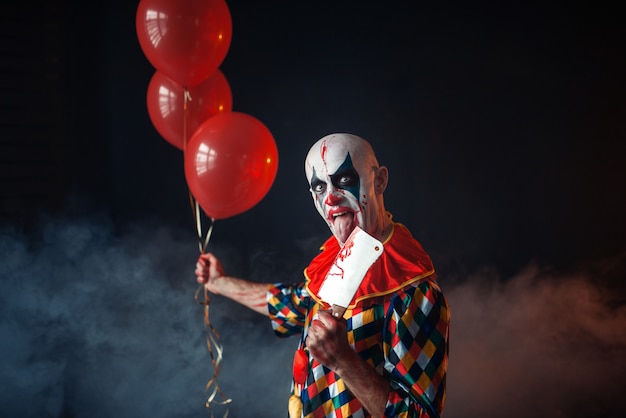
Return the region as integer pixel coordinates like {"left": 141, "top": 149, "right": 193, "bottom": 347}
{"left": 304, "top": 222, "right": 435, "bottom": 308}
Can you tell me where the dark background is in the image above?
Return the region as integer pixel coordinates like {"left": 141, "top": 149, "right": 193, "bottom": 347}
{"left": 2, "top": 0, "right": 625, "bottom": 280}
{"left": 1, "top": 1, "right": 625, "bottom": 417}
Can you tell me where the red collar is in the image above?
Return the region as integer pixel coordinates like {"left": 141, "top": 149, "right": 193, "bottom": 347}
{"left": 304, "top": 223, "right": 435, "bottom": 308}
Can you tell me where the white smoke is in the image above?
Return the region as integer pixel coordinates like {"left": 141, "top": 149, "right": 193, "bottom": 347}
{"left": 1, "top": 214, "right": 624, "bottom": 417}
{"left": 0, "top": 214, "right": 294, "bottom": 418}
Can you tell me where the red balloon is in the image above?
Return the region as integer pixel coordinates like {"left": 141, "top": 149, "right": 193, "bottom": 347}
{"left": 146, "top": 70, "right": 233, "bottom": 150}
{"left": 136, "top": 0, "right": 232, "bottom": 87}
{"left": 184, "top": 112, "right": 279, "bottom": 220}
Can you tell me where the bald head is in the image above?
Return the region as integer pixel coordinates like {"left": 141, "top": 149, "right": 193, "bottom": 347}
{"left": 305, "top": 133, "right": 380, "bottom": 182}
{"left": 304, "top": 133, "right": 390, "bottom": 244}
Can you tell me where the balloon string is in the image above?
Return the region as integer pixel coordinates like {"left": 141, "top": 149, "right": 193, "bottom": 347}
{"left": 195, "top": 284, "right": 233, "bottom": 416}
{"left": 189, "top": 192, "right": 215, "bottom": 254}
{"left": 189, "top": 191, "right": 228, "bottom": 416}
{"left": 185, "top": 86, "right": 228, "bottom": 414}
{"left": 183, "top": 88, "right": 192, "bottom": 153}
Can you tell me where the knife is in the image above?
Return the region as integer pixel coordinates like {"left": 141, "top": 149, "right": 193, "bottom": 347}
{"left": 317, "top": 226, "right": 384, "bottom": 318}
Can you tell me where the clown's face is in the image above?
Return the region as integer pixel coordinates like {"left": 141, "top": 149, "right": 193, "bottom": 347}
{"left": 305, "top": 133, "right": 387, "bottom": 244}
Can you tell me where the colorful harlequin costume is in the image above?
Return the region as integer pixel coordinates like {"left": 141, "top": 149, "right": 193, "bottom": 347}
{"left": 268, "top": 221, "right": 450, "bottom": 418}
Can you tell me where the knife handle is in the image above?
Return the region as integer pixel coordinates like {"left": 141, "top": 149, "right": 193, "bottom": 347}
{"left": 330, "top": 304, "right": 347, "bottom": 319}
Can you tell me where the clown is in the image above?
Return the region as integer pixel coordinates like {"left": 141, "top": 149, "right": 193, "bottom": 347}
{"left": 304, "top": 133, "right": 391, "bottom": 245}
{"left": 196, "top": 133, "right": 450, "bottom": 418}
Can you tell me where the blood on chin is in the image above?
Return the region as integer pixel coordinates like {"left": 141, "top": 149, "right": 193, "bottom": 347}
{"left": 332, "top": 212, "right": 357, "bottom": 244}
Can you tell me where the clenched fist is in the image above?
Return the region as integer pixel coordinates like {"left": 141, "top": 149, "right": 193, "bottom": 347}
{"left": 195, "top": 253, "right": 224, "bottom": 294}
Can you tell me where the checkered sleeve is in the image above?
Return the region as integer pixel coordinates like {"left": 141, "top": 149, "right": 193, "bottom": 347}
{"left": 267, "top": 282, "right": 309, "bottom": 337}
{"left": 382, "top": 281, "right": 450, "bottom": 418}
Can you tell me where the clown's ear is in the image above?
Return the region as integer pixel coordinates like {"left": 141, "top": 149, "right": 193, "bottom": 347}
{"left": 374, "top": 166, "right": 389, "bottom": 194}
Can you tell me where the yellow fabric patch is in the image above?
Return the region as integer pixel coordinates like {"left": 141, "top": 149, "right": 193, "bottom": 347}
{"left": 423, "top": 339, "right": 436, "bottom": 358}
{"left": 288, "top": 395, "right": 302, "bottom": 418}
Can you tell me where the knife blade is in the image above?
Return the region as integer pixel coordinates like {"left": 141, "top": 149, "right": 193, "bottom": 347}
{"left": 317, "top": 226, "right": 384, "bottom": 318}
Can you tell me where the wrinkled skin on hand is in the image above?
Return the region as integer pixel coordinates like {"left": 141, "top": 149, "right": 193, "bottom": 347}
{"left": 307, "top": 310, "right": 391, "bottom": 417}
{"left": 306, "top": 310, "right": 355, "bottom": 371}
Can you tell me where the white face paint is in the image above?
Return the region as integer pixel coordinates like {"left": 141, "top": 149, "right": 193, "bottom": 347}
{"left": 304, "top": 133, "right": 385, "bottom": 244}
